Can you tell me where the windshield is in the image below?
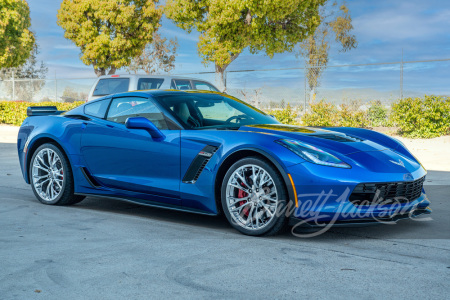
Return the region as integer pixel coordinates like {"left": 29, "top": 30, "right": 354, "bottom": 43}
{"left": 155, "top": 93, "right": 280, "bottom": 129}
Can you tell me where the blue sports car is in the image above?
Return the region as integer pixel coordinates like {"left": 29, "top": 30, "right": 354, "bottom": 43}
{"left": 17, "top": 90, "right": 431, "bottom": 236}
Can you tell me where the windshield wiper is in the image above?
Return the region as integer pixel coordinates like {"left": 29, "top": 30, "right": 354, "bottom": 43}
{"left": 216, "top": 126, "right": 241, "bottom": 130}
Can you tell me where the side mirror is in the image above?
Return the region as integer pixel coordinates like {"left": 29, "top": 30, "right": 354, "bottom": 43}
{"left": 125, "top": 117, "right": 165, "bottom": 141}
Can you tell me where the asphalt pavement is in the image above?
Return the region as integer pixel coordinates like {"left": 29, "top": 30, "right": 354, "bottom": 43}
{"left": 0, "top": 141, "right": 449, "bottom": 299}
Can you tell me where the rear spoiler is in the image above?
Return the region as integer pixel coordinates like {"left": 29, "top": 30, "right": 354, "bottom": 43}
{"left": 27, "top": 106, "right": 66, "bottom": 117}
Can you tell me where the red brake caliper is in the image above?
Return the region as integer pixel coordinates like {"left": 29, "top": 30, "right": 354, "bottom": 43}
{"left": 238, "top": 181, "right": 250, "bottom": 216}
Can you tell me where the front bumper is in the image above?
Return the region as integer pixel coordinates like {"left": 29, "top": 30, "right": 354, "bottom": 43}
{"left": 286, "top": 161, "right": 431, "bottom": 226}
{"left": 289, "top": 205, "right": 432, "bottom": 228}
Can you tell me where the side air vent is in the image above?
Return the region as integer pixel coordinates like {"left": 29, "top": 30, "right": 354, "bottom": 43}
{"left": 310, "top": 133, "right": 364, "bottom": 143}
{"left": 80, "top": 167, "right": 102, "bottom": 188}
{"left": 182, "top": 145, "right": 218, "bottom": 183}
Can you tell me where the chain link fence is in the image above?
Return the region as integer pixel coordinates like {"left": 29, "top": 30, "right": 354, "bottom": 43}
{"left": 0, "top": 77, "right": 95, "bottom": 102}
{"left": 1, "top": 58, "right": 449, "bottom": 110}
{"left": 180, "top": 57, "right": 450, "bottom": 111}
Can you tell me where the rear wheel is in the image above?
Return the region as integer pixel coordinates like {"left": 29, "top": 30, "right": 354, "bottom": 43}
{"left": 221, "top": 157, "right": 288, "bottom": 236}
{"left": 29, "top": 143, "right": 85, "bottom": 205}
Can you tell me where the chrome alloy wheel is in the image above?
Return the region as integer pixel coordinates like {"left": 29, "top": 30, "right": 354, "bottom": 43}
{"left": 225, "top": 164, "right": 278, "bottom": 230}
{"left": 31, "top": 148, "right": 64, "bottom": 202}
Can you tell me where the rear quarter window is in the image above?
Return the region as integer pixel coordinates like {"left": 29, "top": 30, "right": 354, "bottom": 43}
{"left": 84, "top": 99, "right": 110, "bottom": 118}
{"left": 93, "top": 78, "right": 130, "bottom": 96}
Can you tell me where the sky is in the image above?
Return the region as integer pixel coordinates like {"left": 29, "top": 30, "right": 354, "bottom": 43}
{"left": 26, "top": 0, "right": 450, "bottom": 102}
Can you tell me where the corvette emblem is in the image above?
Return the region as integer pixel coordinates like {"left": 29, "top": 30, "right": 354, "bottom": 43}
{"left": 390, "top": 159, "right": 405, "bottom": 167}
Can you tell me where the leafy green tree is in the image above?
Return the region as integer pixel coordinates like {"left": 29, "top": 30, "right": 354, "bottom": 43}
{"left": 57, "top": 0, "right": 162, "bottom": 77}
{"left": 298, "top": 1, "right": 357, "bottom": 99}
{"left": 165, "top": 0, "right": 325, "bottom": 91}
{"left": 0, "top": 0, "right": 35, "bottom": 68}
{"left": 127, "top": 33, "right": 178, "bottom": 74}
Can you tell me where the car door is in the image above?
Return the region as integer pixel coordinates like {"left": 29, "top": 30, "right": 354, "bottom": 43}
{"left": 80, "top": 95, "right": 181, "bottom": 203}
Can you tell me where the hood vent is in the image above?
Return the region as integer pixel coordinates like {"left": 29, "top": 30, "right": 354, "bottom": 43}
{"left": 309, "top": 133, "right": 364, "bottom": 143}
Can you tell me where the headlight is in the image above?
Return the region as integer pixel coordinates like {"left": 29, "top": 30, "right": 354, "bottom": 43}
{"left": 276, "top": 139, "right": 351, "bottom": 169}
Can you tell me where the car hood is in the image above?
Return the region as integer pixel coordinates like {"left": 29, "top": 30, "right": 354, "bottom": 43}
{"left": 240, "top": 124, "right": 388, "bottom": 155}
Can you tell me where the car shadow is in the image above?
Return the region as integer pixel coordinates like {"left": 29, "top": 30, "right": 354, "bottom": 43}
{"left": 72, "top": 180, "right": 449, "bottom": 241}
{"left": 74, "top": 196, "right": 234, "bottom": 232}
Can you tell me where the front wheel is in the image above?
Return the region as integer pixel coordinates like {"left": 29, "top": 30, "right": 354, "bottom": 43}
{"left": 29, "top": 143, "right": 84, "bottom": 205}
{"left": 221, "top": 157, "right": 289, "bottom": 236}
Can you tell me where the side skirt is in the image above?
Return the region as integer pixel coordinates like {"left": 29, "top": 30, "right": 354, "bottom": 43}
{"left": 74, "top": 193, "right": 218, "bottom": 216}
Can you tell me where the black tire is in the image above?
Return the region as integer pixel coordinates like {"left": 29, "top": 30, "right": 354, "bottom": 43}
{"left": 221, "top": 156, "right": 289, "bottom": 236}
{"left": 29, "top": 143, "right": 85, "bottom": 205}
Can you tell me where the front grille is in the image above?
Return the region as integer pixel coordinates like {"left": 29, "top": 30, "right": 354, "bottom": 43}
{"left": 349, "top": 176, "right": 425, "bottom": 206}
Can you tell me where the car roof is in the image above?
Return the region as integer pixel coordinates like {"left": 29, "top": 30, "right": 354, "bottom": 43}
{"left": 108, "top": 89, "right": 226, "bottom": 98}
{"left": 97, "top": 74, "right": 210, "bottom": 81}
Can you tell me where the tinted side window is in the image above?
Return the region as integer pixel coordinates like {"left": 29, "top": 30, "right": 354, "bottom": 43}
{"left": 137, "top": 78, "right": 164, "bottom": 90}
{"left": 84, "top": 99, "right": 110, "bottom": 118}
{"left": 93, "top": 78, "right": 130, "bottom": 96}
{"left": 171, "top": 79, "right": 192, "bottom": 90}
{"left": 193, "top": 81, "right": 219, "bottom": 92}
{"left": 106, "top": 96, "right": 168, "bottom": 130}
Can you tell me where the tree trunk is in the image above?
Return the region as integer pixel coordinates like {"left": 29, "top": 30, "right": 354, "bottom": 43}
{"left": 214, "top": 53, "right": 240, "bottom": 93}
{"left": 93, "top": 64, "right": 116, "bottom": 77}
{"left": 94, "top": 67, "right": 105, "bottom": 77}
{"left": 215, "top": 64, "right": 227, "bottom": 92}
{"left": 107, "top": 66, "right": 116, "bottom": 75}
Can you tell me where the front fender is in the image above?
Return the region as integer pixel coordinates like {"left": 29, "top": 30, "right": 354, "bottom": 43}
{"left": 216, "top": 145, "right": 299, "bottom": 208}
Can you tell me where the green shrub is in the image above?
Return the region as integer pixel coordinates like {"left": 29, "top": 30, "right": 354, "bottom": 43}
{"left": 390, "top": 95, "right": 450, "bottom": 138}
{"left": 266, "top": 103, "right": 300, "bottom": 125}
{"left": 367, "top": 100, "right": 389, "bottom": 127}
{"left": 0, "top": 101, "right": 84, "bottom": 126}
{"left": 338, "top": 100, "right": 368, "bottom": 128}
{"left": 301, "top": 100, "right": 339, "bottom": 127}
{"left": 301, "top": 100, "right": 368, "bottom": 128}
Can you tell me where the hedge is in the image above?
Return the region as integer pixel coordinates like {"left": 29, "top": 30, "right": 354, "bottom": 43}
{"left": 0, "top": 101, "right": 84, "bottom": 126}
{"left": 265, "top": 96, "right": 450, "bottom": 138}
{"left": 390, "top": 95, "right": 450, "bottom": 138}
{"left": 301, "top": 100, "right": 368, "bottom": 128}
{"left": 266, "top": 103, "right": 300, "bottom": 125}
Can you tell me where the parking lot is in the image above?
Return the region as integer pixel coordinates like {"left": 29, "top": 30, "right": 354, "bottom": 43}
{"left": 0, "top": 127, "right": 449, "bottom": 299}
